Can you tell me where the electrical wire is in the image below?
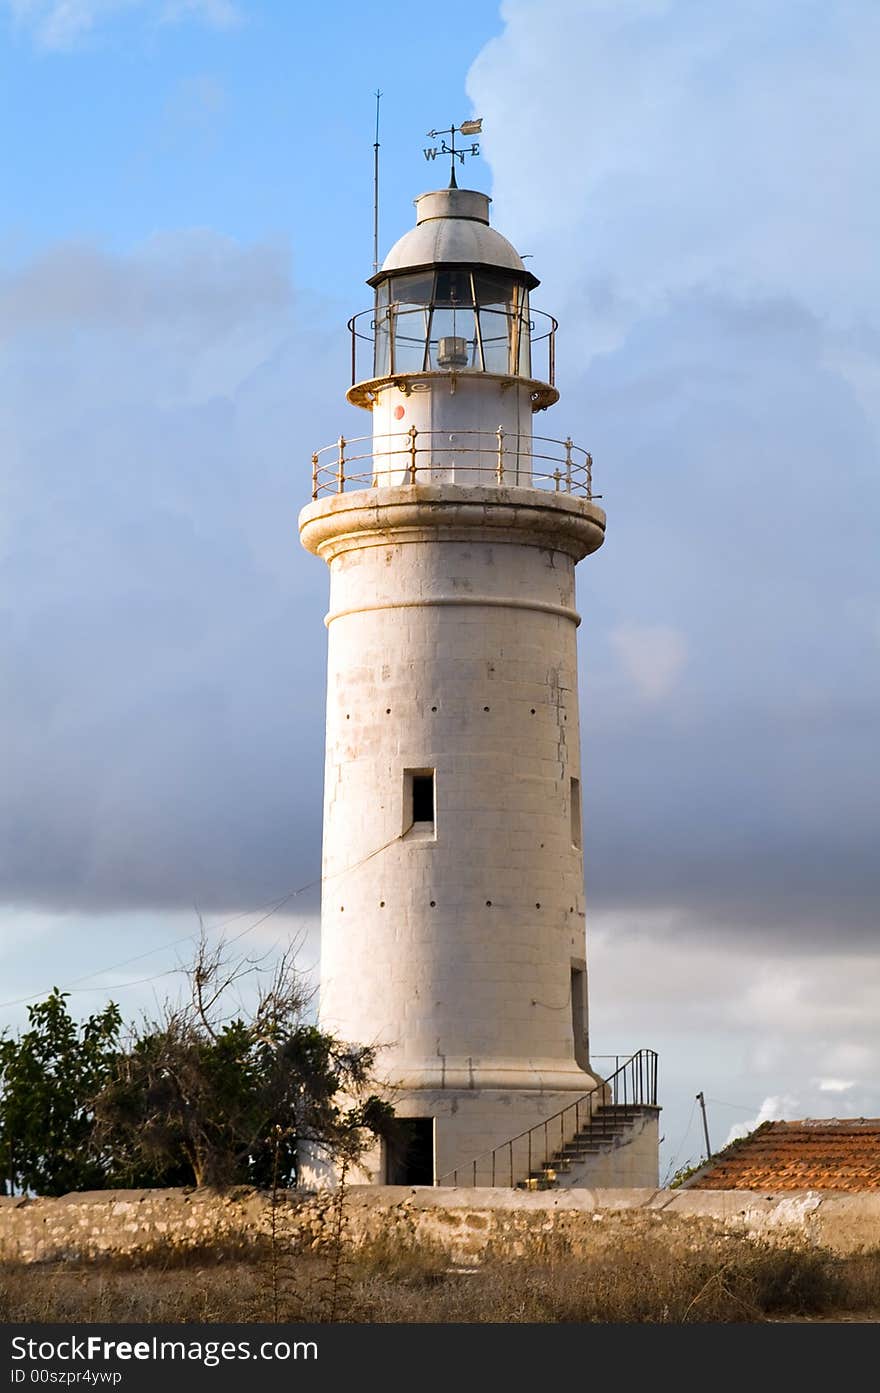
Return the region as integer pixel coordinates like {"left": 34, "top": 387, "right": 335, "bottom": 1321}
{"left": 0, "top": 829, "right": 407, "bottom": 1015}
{"left": 0, "top": 891, "right": 300, "bottom": 1010}
{"left": 661, "top": 1096, "right": 698, "bottom": 1186}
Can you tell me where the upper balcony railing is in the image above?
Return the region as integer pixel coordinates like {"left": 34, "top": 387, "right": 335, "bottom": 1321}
{"left": 310, "top": 428, "right": 596, "bottom": 501}
{"left": 347, "top": 304, "right": 557, "bottom": 389}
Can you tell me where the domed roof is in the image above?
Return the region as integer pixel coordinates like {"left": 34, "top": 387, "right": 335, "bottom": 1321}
{"left": 369, "top": 187, "right": 538, "bottom": 289}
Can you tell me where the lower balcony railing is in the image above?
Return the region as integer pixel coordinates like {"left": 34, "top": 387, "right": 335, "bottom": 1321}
{"left": 310, "top": 427, "right": 596, "bottom": 500}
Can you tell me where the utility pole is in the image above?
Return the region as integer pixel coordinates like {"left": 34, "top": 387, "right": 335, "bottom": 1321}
{"left": 696, "top": 1092, "right": 712, "bottom": 1160}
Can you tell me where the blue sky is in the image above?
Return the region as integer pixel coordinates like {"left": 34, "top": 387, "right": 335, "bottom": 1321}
{"left": 0, "top": 0, "right": 503, "bottom": 279}
{"left": 2, "top": 0, "right": 879, "bottom": 1179}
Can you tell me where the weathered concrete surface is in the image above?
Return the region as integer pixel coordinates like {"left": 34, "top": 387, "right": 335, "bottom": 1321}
{"left": 555, "top": 1109, "right": 659, "bottom": 1189}
{"left": 300, "top": 483, "right": 612, "bottom": 1182}
{"left": 2, "top": 1186, "right": 879, "bottom": 1265}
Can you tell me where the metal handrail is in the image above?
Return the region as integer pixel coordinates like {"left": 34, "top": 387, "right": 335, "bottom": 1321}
{"left": 434, "top": 1048, "right": 658, "bottom": 1189}
{"left": 347, "top": 304, "right": 558, "bottom": 386}
{"left": 310, "top": 427, "right": 596, "bottom": 500}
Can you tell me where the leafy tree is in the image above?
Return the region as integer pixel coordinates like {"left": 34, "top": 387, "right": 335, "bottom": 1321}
{"left": 0, "top": 989, "right": 122, "bottom": 1196}
{"left": 1, "top": 937, "right": 396, "bottom": 1195}
{"left": 92, "top": 934, "right": 395, "bottom": 1188}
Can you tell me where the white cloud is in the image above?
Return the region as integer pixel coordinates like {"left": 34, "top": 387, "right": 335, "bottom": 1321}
{"left": 6, "top": 0, "right": 239, "bottom": 48}
{"left": 587, "top": 919, "right": 880, "bottom": 1171}
{"left": 609, "top": 622, "right": 687, "bottom": 700}
{"left": 467, "top": 0, "right": 880, "bottom": 953}
{"left": 815, "top": 1078, "right": 855, "bottom": 1094}
{"left": 822, "top": 1043, "right": 876, "bottom": 1074}
{"left": 724, "top": 1094, "right": 799, "bottom": 1146}
{"left": 468, "top": 0, "right": 880, "bottom": 348}
{"left": 161, "top": 0, "right": 238, "bottom": 29}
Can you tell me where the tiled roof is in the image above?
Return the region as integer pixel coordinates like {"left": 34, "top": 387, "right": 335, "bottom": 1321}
{"left": 685, "top": 1118, "right": 880, "bottom": 1192}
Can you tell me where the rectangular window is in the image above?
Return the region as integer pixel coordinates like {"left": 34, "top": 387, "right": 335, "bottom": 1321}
{"left": 570, "top": 962, "right": 589, "bottom": 1072}
{"left": 412, "top": 773, "right": 434, "bottom": 824}
{"left": 404, "top": 768, "right": 436, "bottom": 838}
{"left": 570, "top": 776, "right": 582, "bottom": 849}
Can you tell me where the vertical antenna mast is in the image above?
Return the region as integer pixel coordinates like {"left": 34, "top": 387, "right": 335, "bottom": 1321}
{"left": 372, "top": 89, "right": 382, "bottom": 276}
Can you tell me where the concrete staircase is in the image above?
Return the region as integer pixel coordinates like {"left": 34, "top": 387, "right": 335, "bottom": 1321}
{"left": 434, "top": 1051, "right": 660, "bottom": 1190}
{"left": 520, "top": 1104, "right": 659, "bottom": 1190}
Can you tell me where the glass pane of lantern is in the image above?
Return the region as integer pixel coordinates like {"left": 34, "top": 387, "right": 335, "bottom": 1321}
{"left": 373, "top": 306, "right": 392, "bottom": 376}
{"left": 473, "top": 271, "right": 515, "bottom": 312}
{"left": 426, "top": 305, "right": 478, "bottom": 370}
{"left": 434, "top": 269, "right": 474, "bottom": 306}
{"left": 478, "top": 307, "right": 512, "bottom": 374}
{"left": 391, "top": 272, "right": 435, "bottom": 306}
{"left": 516, "top": 307, "right": 533, "bottom": 376}
{"left": 392, "top": 304, "right": 430, "bottom": 372}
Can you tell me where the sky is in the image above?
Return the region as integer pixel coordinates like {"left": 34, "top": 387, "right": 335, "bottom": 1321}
{"left": 1, "top": 0, "right": 878, "bottom": 1181}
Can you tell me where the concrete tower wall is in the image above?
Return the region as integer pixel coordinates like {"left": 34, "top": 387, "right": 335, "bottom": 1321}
{"left": 371, "top": 379, "right": 535, "bottom": 486}
{"left": 300, "top": 484, "right": 607, "bottom": 1182}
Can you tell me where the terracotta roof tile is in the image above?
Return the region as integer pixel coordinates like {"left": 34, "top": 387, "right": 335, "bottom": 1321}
{"left": 685, "top": 1118, "right": 880, "bottom": 1192}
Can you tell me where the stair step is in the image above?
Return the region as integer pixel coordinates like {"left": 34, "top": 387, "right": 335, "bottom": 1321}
{"left": 573, "top": 1126, "right": 626, "bottom": 1137}
{"left": 563, "top": 1135, "right": 624, "bottom": 1151}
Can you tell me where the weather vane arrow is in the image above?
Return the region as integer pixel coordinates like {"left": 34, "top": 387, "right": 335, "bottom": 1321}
{"left": 423, "top": 118, "right": 483, "bottom": 187}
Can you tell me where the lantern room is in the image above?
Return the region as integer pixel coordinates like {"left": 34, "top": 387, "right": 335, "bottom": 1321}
{"left": 370, "top": 264, "right": 533, "bottom": 377}
{"left": 334, "top": 186, "right": 564, "bottom": 489}
{"left": 347, "top": 188, "right": 557, "bottom": 411}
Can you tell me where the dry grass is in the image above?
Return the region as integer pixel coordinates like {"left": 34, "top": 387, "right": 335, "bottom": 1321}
{"left": 2, "top": 1232, "right": 879, "bottom": 1323}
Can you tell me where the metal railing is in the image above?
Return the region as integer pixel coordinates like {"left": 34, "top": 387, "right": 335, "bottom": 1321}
{"left": 348, "top": 304, "right": 557, "bottom": 387}
{"left": 434, "top": 1049, "right": 659, "bottom": 1188}
{"left": 310, "top": 427, "right": 595, "bottom": 500}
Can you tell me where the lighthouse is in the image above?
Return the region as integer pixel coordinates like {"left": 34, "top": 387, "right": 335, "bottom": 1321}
{"left": 299, "top": 139, "right": 657, "bottom": 1188}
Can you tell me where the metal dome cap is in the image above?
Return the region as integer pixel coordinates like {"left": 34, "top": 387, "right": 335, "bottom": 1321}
{"left": 368, "top": 187, "right": 539, "bottom": 290}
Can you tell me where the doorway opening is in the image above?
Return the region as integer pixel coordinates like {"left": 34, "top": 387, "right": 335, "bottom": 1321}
{"left": 385, "top": 1117, "right": 435, "bottom": 1185}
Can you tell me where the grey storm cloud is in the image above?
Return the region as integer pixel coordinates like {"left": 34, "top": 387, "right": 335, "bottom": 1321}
{"left": 1, "top": 232, "right": 357, "bottom": 914}
{"left": 0, "top": 235, "right": 287, "bottom": 334}
{"left": 574, "top": 284, "right": 880, "bottom": 946}
{"left": 468, "top": 0, "right": 880, "bottom": 950}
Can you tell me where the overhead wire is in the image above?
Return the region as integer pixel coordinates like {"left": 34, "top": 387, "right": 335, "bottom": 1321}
{"left": 661, "top": 1095, "right": 698, "bottom": 1186}
{"left": 706, "top": 1097, "right": 761, "bottom": 1113}
{"left": 0, "top": 828, "right": 406, "bottom": 1015}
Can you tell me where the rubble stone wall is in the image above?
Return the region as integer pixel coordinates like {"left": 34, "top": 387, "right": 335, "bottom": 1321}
{"left": 2, "top": 1185, "right": 879, "bottom": 1266}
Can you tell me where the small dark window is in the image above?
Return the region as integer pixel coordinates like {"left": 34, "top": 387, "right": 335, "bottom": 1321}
{"left": 571, "top": 963, "right": 589, "bottom": 1071}
{"left": 385, "top": 1118, "right": 435, "bottom": 1185}
{"left": 570, "top": 776, "right": 582, "bottom": 849}
{"left": 404, "top": 768, "right": 436, "bottom": 838}
{"left": 412, "top": 773, "right": 434, "bottom": 825}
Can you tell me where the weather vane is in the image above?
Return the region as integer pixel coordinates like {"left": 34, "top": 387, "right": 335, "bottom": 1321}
{"left": 424, "top": 118, "right": 483, "bottom": 187}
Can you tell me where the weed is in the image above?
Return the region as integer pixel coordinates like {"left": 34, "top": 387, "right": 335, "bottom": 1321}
{"left": 3, "top": 1232, "right": 879, "bottom": 1324}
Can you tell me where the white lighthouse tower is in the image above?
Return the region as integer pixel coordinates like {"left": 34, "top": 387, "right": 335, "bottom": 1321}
{"left": 299, "top": 137, "right": 657, "bottom": 1188}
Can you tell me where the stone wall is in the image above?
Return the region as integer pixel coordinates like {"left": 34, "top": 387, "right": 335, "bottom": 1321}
{"left": 2, "top": 1185, "right": 879, "bottom": 1266}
